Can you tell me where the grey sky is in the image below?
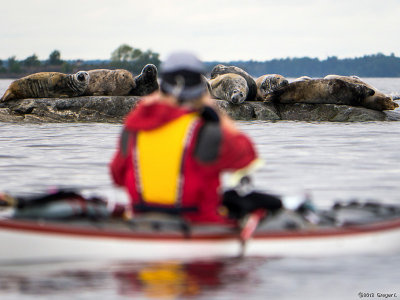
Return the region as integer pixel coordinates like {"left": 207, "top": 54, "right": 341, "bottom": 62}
{"left": 1, "top": 0, "right": 399, "bottom": 62}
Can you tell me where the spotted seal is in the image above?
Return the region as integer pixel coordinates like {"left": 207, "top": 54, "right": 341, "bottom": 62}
{"left": 84, "top": 69, "right": 135, "bottom": 96}
{"left": 0, "top": 71, "right": 89, "bottom": 102}
{"left": 208, "top": 73, "right": 248, "bottom": 104}
{"left": 210, "top": 64, "right": 257, "bottom": 101}
{"left": 255, "top": 74, "right": 289, "bottom": 100}
{"left": 264, "top": 78, "right": 398, "bottom": 111}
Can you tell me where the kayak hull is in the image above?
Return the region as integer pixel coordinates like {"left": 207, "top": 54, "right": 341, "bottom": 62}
{"left": 1, "top": 217, "right": 400, "bottom": 261}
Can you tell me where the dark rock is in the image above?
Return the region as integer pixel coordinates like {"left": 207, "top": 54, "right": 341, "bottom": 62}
{"left": 252, "top": 102, "right": 281, "bottom": 121}
{"left": 0, "top": 108, "right": 24, "bottom": 122}
{"left": 0, "top": 96, "right": 399, "bottom": 123}
{"left": 215, "top": 101, "right": 255, "bottom": 120}
{"left": 274, "top": 103, "right": 391, "bottom": 122}
{"left": 0, "top": 96, "right": 140, "bottom": 123}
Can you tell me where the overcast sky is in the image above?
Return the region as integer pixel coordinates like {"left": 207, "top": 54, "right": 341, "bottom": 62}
{"left": 1, "top": 0, "right": 399, "bottom": 62}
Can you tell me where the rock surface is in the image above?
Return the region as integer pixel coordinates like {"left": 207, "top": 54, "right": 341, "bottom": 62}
{"left": 0, "top": 96, "right": 399, "bottom": 123}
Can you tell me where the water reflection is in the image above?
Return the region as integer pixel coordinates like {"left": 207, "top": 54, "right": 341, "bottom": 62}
{"left": 116, "top": 261, "right": 218, "bottom": 298}
{"left": 0, "top": 258, "right": 265, "bottom": 299}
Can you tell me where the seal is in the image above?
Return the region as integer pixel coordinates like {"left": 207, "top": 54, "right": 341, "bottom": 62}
{"left": 292, "top": 76, "right": 312, "bottom": 82}
{"left": 264, "top": 78, "right": 398, "bottom": 111}
{"left": 129, "top": 64, "right": 159, "bottom": 96}
{"left": 84, "top": 69, "right": 135, "bottom": 96}
{"left": 0, "top": 71, "right": 89, "bottom": 102}
{"left": 255, "top": 74, "right": 289, "bottom": 100}
{"left": 210, "top": 64, "right": 257, "bottom": 101}
{"left": 208, "top": 73, "right": 249, "bottom": 104}
{"left": 324, "top": 74, "right": 398, "bottom": 110}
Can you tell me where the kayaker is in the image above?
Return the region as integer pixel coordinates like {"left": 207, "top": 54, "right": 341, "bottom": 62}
{"left": 110, "top": 51, "right": 282, "bottom": 223}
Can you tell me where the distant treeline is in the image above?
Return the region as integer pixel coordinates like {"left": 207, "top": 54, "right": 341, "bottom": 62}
{"left": 205, "top": 53, "right": 400, "bottom": 78}
{"left": 1, "top": 47, "right": 399, "bottom": 78}
{"left": 0, "top": 44, "right": 161, "bottom": 78}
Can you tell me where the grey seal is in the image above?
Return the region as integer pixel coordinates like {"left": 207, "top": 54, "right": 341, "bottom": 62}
{"left": 210, "top": 64, "right": 257, "bottom": 101}
{"left": 1, "top": 71, "right": 89, "bottom": 102}
{"left": 255, "top": 74, "right": 289, "bottom": 100}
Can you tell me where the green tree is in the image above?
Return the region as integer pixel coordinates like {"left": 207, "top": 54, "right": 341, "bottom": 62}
{"left": 48, "top": 50, "right": 63, "bottom": 65}
{"left": 110, "top": 44, "right": 161, "bottom": 74}
{"left": 138, "top": 49, "right": 160, "bottom": 66}
{"left": 7, "top": 56, "right": 22, "bottom": 73}
{"left": 23, "top": 54, "right": 41, "bottom": 67}
{"left": 111, "top": 44, "right": 135, "bottom": 62}
{"left": 0, "top": 59, "right": 6, "bottom": 73}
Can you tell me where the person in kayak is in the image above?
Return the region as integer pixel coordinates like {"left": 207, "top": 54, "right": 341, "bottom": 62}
{"left": 110, "top": 51, "right": 282, "bottom": 223}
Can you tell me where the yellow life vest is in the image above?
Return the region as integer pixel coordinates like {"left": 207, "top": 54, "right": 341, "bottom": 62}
{"left": 134, "top": 113, "right": 199, "bottom": 206}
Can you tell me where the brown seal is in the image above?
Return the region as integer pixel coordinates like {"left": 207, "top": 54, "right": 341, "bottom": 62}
{"left": 324, "top": 75, "right": 398, "bottom": 111}
{"left": 1, "top": 71, "right": 89, "bottom": 102}
{"left": 84, "top": 69, "right": 135, "bottom": 96}
{"left": 325, "top": 75, "right": 398, "bottom": 109}
{"left": 264, "top": 78, "right": 398, "bottom": 111}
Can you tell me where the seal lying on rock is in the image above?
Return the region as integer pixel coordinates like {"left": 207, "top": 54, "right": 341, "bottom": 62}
{"left": 324, "top": 74, "right": 398, "bottom": 110}
{"left": 130, "top": 64, "right": 159, "bottom": 96}
{"left": 210, "top": 64, "right": 257, "bottom": 101}
{"left": 84, "top": 69, "right": 135, "bottom": 96}
{"left": 255, "top": 74, "right": 289, "bottom": 100}
{"left": 84, "top": 65, "right": 159, "bottom": 97}
{"left": 0, "top": 71, "right": 89, "bottom": 102}
{"left": 209, "top": 73, "right": 249, "bottom": 104}
{"left": 264, "top": 78, "right": 398, "bottom": 111}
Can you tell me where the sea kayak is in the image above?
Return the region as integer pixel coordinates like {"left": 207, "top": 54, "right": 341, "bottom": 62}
{"left": 1, "top": 194, "right": 400, "bottom": 261}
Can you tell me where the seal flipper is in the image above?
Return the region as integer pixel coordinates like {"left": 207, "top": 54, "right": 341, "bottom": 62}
{"left": 262, "top": 85, "right": 286, "bottom": 103}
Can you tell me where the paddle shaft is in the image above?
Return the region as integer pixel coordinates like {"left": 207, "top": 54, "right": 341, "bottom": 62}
{"left": 239, "top": 209, "right": 267, "bottom": 256}
{"left": 240, "top": 209, "right": 266, "bottom": 240}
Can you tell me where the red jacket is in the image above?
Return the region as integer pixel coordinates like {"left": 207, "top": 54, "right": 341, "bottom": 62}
{"left": 110, "top": 95, "right": 257, "bottom": 223}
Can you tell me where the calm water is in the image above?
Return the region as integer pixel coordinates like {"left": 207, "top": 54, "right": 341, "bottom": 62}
{"left": 0, "top": 78, "right": 400, "bottom": 299}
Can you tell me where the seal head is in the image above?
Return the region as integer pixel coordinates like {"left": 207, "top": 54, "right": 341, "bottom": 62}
{"left": 209, "top": 73, "right": 248, "bottom": 104}
{"left": 70, "top": 71, "right": 90, "bottom": 93}
{"left": 211, "top": 64, "right": 257, "bottom": 101}
{"left": 130, "top": 64, "right": 159, "bottom": 96}
{"left": 256, "top": 74, "right": 289, "bottom": 100}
